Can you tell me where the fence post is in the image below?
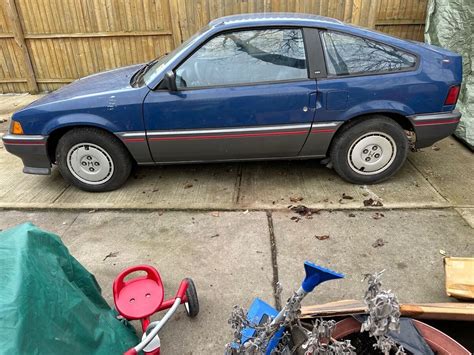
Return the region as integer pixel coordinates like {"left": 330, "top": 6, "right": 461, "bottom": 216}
{"left": 168, "top": 0, "right": 183, "bottom": 48}
{"left": 367, "top": 0, "right": 380, "bottom": 29}
{"left": 5, "top": 0, "right": 38, "bottom": 93}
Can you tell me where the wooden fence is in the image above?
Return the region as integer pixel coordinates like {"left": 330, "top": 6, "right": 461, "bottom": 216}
{"left": 0, "top": 0, "right": 427, "bottom": 94}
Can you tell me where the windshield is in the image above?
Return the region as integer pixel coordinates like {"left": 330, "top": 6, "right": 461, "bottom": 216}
{"left": 143, "top": 25, "right": 210, "bottom": 86}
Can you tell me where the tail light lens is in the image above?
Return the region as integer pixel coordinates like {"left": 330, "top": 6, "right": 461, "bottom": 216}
{"left": 445, "top": 85, "right": 460, "bottom": 105}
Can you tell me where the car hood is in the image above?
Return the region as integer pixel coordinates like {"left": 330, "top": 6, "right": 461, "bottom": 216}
{"left": 26, "top": 64, "right": 143, "bottom": 108}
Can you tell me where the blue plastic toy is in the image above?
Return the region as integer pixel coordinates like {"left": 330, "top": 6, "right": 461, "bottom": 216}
{"left": 233, "top": 261, "right": 343, "bottom": 354}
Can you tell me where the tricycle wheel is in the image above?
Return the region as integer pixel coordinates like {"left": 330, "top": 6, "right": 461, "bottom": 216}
{"left": 184, "top": 278, "right": 199, "bottom": 318}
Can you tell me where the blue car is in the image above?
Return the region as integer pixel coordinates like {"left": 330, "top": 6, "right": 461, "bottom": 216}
{"left": 3, "top": 13, "right": 462, "bottom": 192}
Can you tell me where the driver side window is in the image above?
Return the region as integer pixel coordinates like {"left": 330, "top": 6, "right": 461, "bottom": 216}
{"left": 175, "top": 28, "right": 308, "bottom": 89}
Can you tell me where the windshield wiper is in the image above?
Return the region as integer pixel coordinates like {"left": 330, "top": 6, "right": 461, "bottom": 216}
{"left": 131, "top": 54, "right": 168, "bottom": 86}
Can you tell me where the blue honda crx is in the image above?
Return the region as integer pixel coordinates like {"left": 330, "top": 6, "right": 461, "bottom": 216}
{"left": 3, "top": 13, "right": 462, "bottom": 192}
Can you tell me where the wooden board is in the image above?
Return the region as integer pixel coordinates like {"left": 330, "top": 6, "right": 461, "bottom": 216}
{"left": 301, "top": 300, "right": 474, "bottom": 322}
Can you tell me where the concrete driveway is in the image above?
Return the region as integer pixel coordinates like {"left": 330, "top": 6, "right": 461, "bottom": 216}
{"left": 0, "top": 95, "right": 473, "bottom": 353}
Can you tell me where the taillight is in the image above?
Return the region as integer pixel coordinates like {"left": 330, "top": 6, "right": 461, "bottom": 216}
{"left": 445, "top": 85, "right": 460, "bottom": 105}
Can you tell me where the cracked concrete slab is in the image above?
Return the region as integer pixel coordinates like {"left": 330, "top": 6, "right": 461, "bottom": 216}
{"left": 0, "top": 210, "right": 273, "bottom": 354}
{"left": 456, "top": 208, "right": 474, "bottom": 229}
{"left": 272, "top": 209, "right": 474, "bottom": 306}
{"left": 408, "top": 137, "right": 474, "bottom": 206}
{"left": 0, "top": 150, "right": 68, "bottom": 205}
{"left": 238, "top": 158, "right": 447, "bottom": 210}
{"left": 54, "top": 164, "right": 240, "bottom": 209}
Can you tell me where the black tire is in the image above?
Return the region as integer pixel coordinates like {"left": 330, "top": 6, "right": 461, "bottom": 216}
{"left": 184, "top": 278, "right": 199, "bottom": 318}
{"left": 56, "top": 127, "right": 132, "bottom": 192}
{"left": 330, "top": 116, "right": 408, "bottom": 184}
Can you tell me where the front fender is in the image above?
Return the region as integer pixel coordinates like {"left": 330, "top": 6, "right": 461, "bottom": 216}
{"left": 42, "top": 113, "right": 120, "bottom": 135}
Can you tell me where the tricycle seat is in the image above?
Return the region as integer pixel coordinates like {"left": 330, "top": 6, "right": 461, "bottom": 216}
{"left": 113, "top": 265, "right": 164, "bottom": 320}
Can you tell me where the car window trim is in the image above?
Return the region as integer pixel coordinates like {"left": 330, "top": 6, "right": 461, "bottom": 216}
{"left": 155, "top": 26, "right": 311, "bottom": 92}
{"left": 318, "top": 29, "right": 420, "bottom": 79}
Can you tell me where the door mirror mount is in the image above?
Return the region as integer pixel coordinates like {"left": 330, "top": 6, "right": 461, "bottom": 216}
{"left": 163, "top": 71, "right": 177, "bottom": 92}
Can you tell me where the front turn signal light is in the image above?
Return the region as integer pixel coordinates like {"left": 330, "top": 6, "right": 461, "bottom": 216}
{"left": 11, "top": 120, "right": 24, "bottom": 135}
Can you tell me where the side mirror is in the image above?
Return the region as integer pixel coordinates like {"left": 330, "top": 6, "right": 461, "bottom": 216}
{"left": 163, "top": 71, "right": 177, "bottom": 92}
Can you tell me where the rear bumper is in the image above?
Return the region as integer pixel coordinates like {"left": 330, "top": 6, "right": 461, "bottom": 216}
{"left": 408, "top": 110, "right": 461, "bottom": 148}
{"left": 2, "top": 134, "right": 51, "bottom": 175}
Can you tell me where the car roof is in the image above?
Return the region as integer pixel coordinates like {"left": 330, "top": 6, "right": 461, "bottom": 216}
{"left": 208, "top": 12, "right": 344, "bottom": 28}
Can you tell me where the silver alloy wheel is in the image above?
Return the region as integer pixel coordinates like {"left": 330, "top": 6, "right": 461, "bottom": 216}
{"left": 347, "top": 132, "right": 397, "bottom": 175}
{"left": 66, "top": 143, "right": 114, "bottom": 185}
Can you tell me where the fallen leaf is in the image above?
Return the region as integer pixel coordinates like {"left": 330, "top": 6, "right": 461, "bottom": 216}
{"left": 372, "top": 212, "right": 385, "bottom": 220}
{"left": 348, "top": 213, "right": 356, "bottom": 218}
{"left": 210, "top": 233, "right": 220, "bottom": 238}
{"left": 372, "top": 238, "right": 386, "bottom": 248}
{"left": 432, "top": 145, "right": 440, "bottom": 151}
{"left": 341, "top": 193, "right": 354, "bottom": 200}
{"left": 315, "top": 235, "right": 330, "bottom": 240}
{"left": 242, "top": 210, "right": 249, "bottom": 214}
{"left": 290, "top": 196, "right": 304, "bottom": 203}
{"left": 290, "top": 205, "right": 320, "bottom": 217}
{"left": 290, "top": 216, "right": 301, "bottom": 222}
{"left": 211, "top": 211, "right": 220, "bottom": 217}
{"left": 103, "top": 251, "right": 119, "bottom": 261}
{"left": 363, "top": 198, "right": 383, "bottom": 207}
{"left": 439, "top": 249, "right": 447, "bottom": 256}
{"left": 88, "top": 209, "right": 96, "bottom": 213}
{"left": 184, "top": 183, "right": 193, "bottom": 189}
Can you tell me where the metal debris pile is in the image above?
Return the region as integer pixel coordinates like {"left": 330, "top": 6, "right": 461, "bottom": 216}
{"left": 361, "top": 270, "right": 406, "bottom": 355}
{"left": 301, "top": 319, "right": 355, "bottom": 354}
{"left": 226, "top": 271, "right": 406, "bottom": 354}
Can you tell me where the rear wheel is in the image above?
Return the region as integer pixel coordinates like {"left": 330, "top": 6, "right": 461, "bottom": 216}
{"left": 184, "top": 278, "right": 199, "bottom": 318}
{"left": 330, "top": 116, "right": 408, "bottom": 184}
{"left": 56, "top": 128, "right": 132, "bottom": 192}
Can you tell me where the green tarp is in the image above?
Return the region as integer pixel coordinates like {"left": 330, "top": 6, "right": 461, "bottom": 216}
{"left": 0, "top": 223, "right": 138, "bottom": 354}
{"left": 426, "top": 0, "right": 474, "bottom": 149}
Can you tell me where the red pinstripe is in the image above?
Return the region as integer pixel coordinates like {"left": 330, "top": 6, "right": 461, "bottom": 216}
{"left": 148, "top": 130, "right": 309, "bottom": 141}
{"left": 414, "top": 119, "right": 460, "bottom": 127}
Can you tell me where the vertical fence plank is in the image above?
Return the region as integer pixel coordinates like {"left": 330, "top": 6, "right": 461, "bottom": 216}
{"left": 5, "top": 0, "right": 37, "bottom": 93}
{"left": 0, "top": 0, "right": 428, "bottom": 93}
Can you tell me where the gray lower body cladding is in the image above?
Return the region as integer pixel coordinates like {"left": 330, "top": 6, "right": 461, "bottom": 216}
{"left": 2, "top": 134, "right": 51, "bottom": 175}
{"left": 2, "top": 112, "right": 460, "bottom": 176}
{"left": 408, "top": 110, "right": 461, "bottom": 148}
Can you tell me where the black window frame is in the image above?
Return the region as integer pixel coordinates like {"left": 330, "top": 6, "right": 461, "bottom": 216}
{"left": 156, "top": 26, "right": 314, "bottom": 91}
{"left": 317, "top": 29, "right": 420, "bottom": 79}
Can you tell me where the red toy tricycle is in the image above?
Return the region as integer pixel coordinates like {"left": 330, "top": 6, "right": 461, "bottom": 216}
{"left": 113, "top": 265, "right": 199, "bottom": 355}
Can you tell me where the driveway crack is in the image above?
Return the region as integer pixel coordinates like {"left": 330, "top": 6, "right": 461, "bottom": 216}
{"left": 266, "top": 210, "right": 281, "bottom": 310}
{"left": 407, "top": 158, "right": 450, "bottom": 202}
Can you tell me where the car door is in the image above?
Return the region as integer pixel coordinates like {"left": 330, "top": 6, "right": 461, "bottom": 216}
{"left": 143, "top": 27, "right": 318, "bottom": 162}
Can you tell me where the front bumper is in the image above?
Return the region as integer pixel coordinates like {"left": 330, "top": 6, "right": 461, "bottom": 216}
{"left": 408, "top": 110, "right": 461, "bottom": 148}
{"left": 2, "top": 134, "right": 51, "bottom": 175}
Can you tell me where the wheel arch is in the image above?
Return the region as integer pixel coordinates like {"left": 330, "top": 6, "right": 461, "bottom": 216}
{"left": 46, "top": 125, "right": 133, "bottom": 164}
{"left": 327, "top": 112, "right": 415, "bottom": 156}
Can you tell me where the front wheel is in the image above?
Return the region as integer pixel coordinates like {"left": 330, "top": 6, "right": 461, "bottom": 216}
{"left": 330, "top": 116, "right": 409, "bottom": 184}
{"left": 56, "top": 128, "right": 132, "bottom": 192}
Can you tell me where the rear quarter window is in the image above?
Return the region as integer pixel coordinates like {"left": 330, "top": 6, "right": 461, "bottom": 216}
{"left": 321, "top": 31, "right": 417, "bottom": 76}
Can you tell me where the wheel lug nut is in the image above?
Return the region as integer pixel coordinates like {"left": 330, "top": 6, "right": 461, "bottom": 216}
{"left": 363, "top": 149, "right": 369, "bottom": 154}
{"left": 81, "top": 162, "right": 87, "bottom": 166}
{"left": 372, "top": 146, "right": 377, "bottom": 150}
{"left": 89, "top": 167, "right": 94, "bottom": 172}
{"left": 94, "top": 162, "right": 99, "bottom": 166}
{"left": 87, "top": 156, "right": 92, "bottom": 160}
{"left": 375, "top": 154, "right": 380, "bottom": 158}
{"left": 365, "top": 157, "right": 371, "bottom": 162}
